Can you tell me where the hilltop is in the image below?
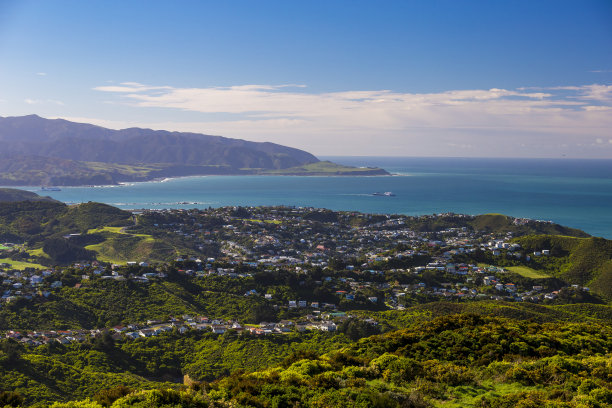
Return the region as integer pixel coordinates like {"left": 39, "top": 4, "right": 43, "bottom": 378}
{"left": 0, "top": 115, "right": 389, "bottom": 185}
{"left": 0, "top": 188, "right": 59, "bottom": 203}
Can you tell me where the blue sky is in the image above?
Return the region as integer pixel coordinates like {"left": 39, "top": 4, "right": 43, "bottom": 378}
{"left": 1, "top": 0, "right": 611, "bottom": 157}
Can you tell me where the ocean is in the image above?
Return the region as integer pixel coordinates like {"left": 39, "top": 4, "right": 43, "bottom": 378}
{"left": 20, "top": 157, "right": 612, "bottom": 238}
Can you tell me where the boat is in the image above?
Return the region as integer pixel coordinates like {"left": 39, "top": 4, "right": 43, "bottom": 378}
{"left": 372, "top": 191, "right": 395, "bottom": 196}
{"left": 41, "top": 187, "right": 61, "bottom": 191}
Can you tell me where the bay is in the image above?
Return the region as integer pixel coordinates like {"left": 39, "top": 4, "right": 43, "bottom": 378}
{"left": 17, "top": 157, "right": 612, "bottom": 239}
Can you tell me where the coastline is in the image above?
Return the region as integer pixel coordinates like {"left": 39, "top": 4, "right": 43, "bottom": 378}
{"left": 2, "top": 157, "right": 610, "bottom": 239}
{"left": 0, "top": 170, "right": 393, "bottom": 189}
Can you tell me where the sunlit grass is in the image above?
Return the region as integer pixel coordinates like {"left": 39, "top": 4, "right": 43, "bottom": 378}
{"left": 0, "top": 258, "right": 46, "bottom": 270}
{"left": 86, "top": 226, "right": 157, "bottom": 263}
{"left": 433, "top": 381, "right": 541, "bottom": 407}
{"left": 506, "top": 266, "right": 550, "bottom": 279}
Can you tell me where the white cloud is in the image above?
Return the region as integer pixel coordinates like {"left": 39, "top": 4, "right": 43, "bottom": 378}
{"left": 87, "top": 82, "right": 612, "bottom": 157}
{"left": 93, "top": 82, "right": 172, "bottom": 93}
{"left": 24, "top": 98, "right": 64, "bottom": 105}
{"left": 36, "top": 72, "right": 47, "bottom": 76}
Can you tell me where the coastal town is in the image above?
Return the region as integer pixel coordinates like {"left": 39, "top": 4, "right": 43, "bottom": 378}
{"left": 0, "top": 206, "right": 594, "bottom": 345}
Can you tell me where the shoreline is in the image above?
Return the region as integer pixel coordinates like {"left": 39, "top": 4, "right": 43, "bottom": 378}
{"left": 1, "top": 171, "right": 394, "bottom": 189}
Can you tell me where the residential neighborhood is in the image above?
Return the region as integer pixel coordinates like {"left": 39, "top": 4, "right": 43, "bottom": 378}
{"left": 0, "top": 207, "right": 595, "bottom": 339}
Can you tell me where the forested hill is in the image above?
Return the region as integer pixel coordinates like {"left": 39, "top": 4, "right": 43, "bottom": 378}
{"left": 0, "top": 115, "right": 389, "bottom": 185}
{"left": 0, "top": 200, "right": 131, "bottom": 247}
{"left": 0, "top": 114, "right": 317, "bottom": 168}
{"left": 38, "top": 313, "right": 611, "bottom": 408}
{"left": 0, "top": 188, "right": 59, "bottom": 203}
{"left": 402, "top": 213, "right": 590, "bottom": 238}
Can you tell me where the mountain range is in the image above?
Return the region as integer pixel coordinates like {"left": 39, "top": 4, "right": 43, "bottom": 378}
{"left": 0, "top": 115, "right": 388, "bottom": 185}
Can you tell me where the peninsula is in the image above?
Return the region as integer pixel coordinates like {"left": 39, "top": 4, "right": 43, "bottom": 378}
{"left": 0, "top": 115, "right": 389, "bottom": 186}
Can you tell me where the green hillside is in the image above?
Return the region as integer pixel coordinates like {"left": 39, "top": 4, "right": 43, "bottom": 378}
{"left": 0, "top": 188, "right": 59, "bottom": 203}
{"left": 400, "top": 213, "right": 589, "bottom": 238}
{"left": 83, "top": 227, "right": 179, "bottom": 264}
{"left": 471, "top": 214, "right": 590, "bottom": 237}
{"left": 0, "top": 328, "right": 348, "bottom": 405}
{"left": 356, "top": 301, "right": 612, "bottom": 330}
{"left": 515, "top": 235, "right": 612, "bottom": 298}
{"left": 43, "top": 313, "right": 611, "bottom": 408}
{"left": 0, "top": 201, "right": 134, "bottom": 264}
{"left": 0, "top": 201, "right": 131, "bottom": 242}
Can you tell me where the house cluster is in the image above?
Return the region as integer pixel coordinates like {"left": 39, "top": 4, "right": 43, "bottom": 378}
{"left": 0, "top": 207, "right": 589, "bottom": 309}
{"left": 3, "top": 311, "right": 370, "bottom": 346}
{"left": 0, "top": 261, "right": 173, "bottom": 304}
{"left": 0, "top": 268, "right": 64, "bottom": 303}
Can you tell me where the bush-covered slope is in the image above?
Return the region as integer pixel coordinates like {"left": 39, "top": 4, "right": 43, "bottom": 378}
{"left": 0, "top": 330, "right": 348, "bottom": 406}
{"left": 471, "top": 214, "right": 589, "bottom": 237}
{"left": 0, "top": 201, "right": 133, "bottom": 263}
{"left": 46, "top": 314, "right": 612, "bottom": 408}
{"left": 400, "top": 213, "right": 589, "bottom": 238}
{"left": 515, "top": 235, "right": 612, "bottom": 298}
{"left": 0, "top": 188, "right": 59, "bottom": 203}
{"left": 0, "top": 201, "right": 131, "bottom": 242}
{"left": 356, "top": 300, "right": 612, "bottom": 331}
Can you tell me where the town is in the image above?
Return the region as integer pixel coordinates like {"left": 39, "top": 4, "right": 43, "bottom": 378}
{"left": 0, "top": 206, "right": 594, "bottom": 345}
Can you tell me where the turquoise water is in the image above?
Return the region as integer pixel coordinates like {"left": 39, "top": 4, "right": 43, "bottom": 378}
{"left": 17, "top": 157, "right": 612, "bottom": 238}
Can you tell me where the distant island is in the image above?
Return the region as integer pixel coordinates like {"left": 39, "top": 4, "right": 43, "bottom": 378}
{"left": 0, "top": 115, "right": 389, "bottom": 186}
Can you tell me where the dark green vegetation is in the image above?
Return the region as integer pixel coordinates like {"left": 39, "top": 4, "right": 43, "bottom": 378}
{"left": 0, "top": 200, "right": 197, "bottom": 264}
{"left": 199, "top": 314, "right": 611, "bottom": 408}
{"left": 24, "top": 313, "right": 611, "bottom": 408}
{"left": 458, "top": 234, "right": 612, "bottom": 299}
{"left": 0, "top": 201, "right": 130, "bottom": 240}
{"left": 0, "top": 274, "right": 274, "bottom": 330}
{"left": 416, "top": 213, "right": 589, "bottom": 238}
{"left": 515, "top": 235, "right": 612, "bottom": 298}
{"left": 0, "top": 260, "right": 610, "bottom": 406}
{"left": 0, "top": 330, "right": 348, "bottom": 406}
{"left": 0, "top": 115, "right": 387, "bottom": 185}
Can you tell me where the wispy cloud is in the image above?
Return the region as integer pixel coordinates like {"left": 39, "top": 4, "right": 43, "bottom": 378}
{"left": 94, "top": 82, "right": 172, "bottom": 93}
{"left": 36, "top": 72, "right": 47, "bottom": 76}
{"left": 90, "top": 82, "right": 612, "bottom": 157}
{"left": 545, "top": 84, "right": 612, "bottom": 102}
{"left": 24, "top": 98, "right": 64, "bottom": 105}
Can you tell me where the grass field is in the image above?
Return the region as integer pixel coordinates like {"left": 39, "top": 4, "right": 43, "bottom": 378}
{"left": 262, "top": 161, "right": 387, "bottom": 175}
{"left": 25, "top": 247, "right": 52, "bottom": 260}
{"left": 0, "top": 258, "right": 46, "bottom": 270}
{"left": 87, "top": 226, "right": 152, "bottom": 238}
{"left": 85, "top": 226, "right": 157, "bottom": 264}
{"left": 87, "top": 226, "right": 125, "bottom": 234}
{"left": 435, "top": 381, "right": 539, "bottom": 407}
{"left": 240, "top": 218, "right": 282, "bottom": 224}
{"left": 506, "top": 265, "right": 551, "bottom": 279}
